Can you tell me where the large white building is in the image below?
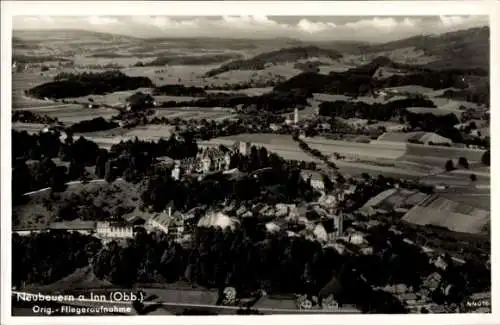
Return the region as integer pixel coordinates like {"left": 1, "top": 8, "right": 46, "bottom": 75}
{"left": 95, "top": 221, "right": 134, "bottom": 239}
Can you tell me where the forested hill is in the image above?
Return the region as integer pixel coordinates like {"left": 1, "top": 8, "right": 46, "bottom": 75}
{"left": 274, "top": 56, "right": 474, "bottom": 96}
{"left": 352, "top": 27, "right": 490, "bottom": 71}
{"left": 204, "top": 45, "right": 343, "bottom": 77}
{"left": 26, "top": 71, "right": 154, "bottom": 99}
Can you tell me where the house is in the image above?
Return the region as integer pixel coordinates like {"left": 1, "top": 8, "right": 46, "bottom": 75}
{"left": 432, "top": 255, "right": 449, "bottom": 271}
{"left": 269, "top": 123, "right": 281, "bottom": 131}
{"left": 265, "top": 222, "right": 281, "bottom": 233}
{"left": 422, "top": 272, "right": 442, "bottom": 290}
{"left": 171, "top": 163, "right": 183, "bottom": 181}
{"left": 346, "top": 231, "right": 366, "bottom": 245}
{"left": 301, "top": 171, "right": 325, "bottom": 191}
{"left": 319, "top": 217, "right": 342, "bottom": 242}
{"left": 201, "top": 155, "right": 212, "bottom": 173}
{"left": 197, "top": 211, "right": 239, "bottom": 230}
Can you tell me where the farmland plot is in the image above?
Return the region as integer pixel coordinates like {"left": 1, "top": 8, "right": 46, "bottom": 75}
{"left": 20, "top": 104, "right": 117, "bottom": 124}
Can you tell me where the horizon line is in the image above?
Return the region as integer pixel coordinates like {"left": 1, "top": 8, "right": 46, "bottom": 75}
{"left": 12, "top": 25, "right": 489, "bottom": 45}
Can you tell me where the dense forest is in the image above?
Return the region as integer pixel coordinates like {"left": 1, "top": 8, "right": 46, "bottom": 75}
{"left": 67, "top": 117, "right": 119, "bottom": 133}
{"left": 26, "top": 71, "right": 154, "bottom": 99}
{"left": 12, "top": 231, "right": 102, "bottom": 288}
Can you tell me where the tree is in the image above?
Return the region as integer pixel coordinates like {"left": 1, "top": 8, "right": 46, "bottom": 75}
{"left": 321, "top": 173, "right": 334, "bottom": 193}
{"left": 104, "top": 160, "right": 115, "bottom": 183}
{"left": 445, "top": 160, "right": 455, "bottom": 172}
{"left": 458, "top": 157, "right": 469, "bottom": 169}
{"left": 68, "top": 161, "right": 85, "bottom": 180}
{"left": 481, "top": 150, "right": 490, "bottom": 166}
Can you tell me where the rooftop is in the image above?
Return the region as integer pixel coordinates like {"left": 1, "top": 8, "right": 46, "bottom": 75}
{"left": 359, "top": 188, "right": 429, "bottom": 213}
{"left": 377, "top": 131, "right": 451, "bottom": 144}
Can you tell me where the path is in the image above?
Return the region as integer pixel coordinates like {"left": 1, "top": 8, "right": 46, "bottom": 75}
{"left": 22, "top": 178, "right": 124, "bottom": 196}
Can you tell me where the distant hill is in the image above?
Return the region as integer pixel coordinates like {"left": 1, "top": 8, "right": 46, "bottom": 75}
{"left": 139, "top": 36, "right": 306, "bottom": 51}
{"left": 354, "top": 27, "right": 490, "bottom": 71}
{"left": 205, "top": 45, "right": 343, "bottom": 77}
{"left": 13, "top": 28, "right": 139, "bottom": 43}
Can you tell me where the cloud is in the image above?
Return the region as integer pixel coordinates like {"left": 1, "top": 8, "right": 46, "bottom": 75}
{"left": 13, "top": 15, "right": 488, "bottom": 42}
{"left": 88, "top": 16, "right": 119, "bottom": 26}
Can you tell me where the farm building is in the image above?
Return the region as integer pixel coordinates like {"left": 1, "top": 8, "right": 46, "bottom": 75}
{"left": 359, "top": 188, "right": 430, "bottom": 215}
{"left": 377, "top": 131, "right": 452, "bottom": 146}
{"left": 402, "top": 194, "right": 490, "bottom": 234}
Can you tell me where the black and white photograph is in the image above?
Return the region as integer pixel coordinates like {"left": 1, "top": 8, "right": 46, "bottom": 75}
{"left": 1, "top": 1, "right": 496, "bottom": 323}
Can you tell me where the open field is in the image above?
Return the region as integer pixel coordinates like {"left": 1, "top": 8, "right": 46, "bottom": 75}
{"left": 123, "top": 65, "right": 220, "bottom": 86}
{"left": 403, "top": 194, "right": 490, "bottom": 234}
{"left": 18, "top": 104, "right": 117, "bottom": 124}
{"left": 304, "top": 137, "right": 406, "bottom": 160}
{"left": 59, "top": 87, "right": 156, "bottom": 107}
{"left": 69, "top": 125, "right": 176, "bottom": 149}
{"left": 155, "top": 109, "right": 234, "bottom": 120}
{"left": 384, "top": 85, "right": 435, "bottom": 95}
{"left": 406, "top": 107, "right": 463, "bottom": 118}
{"left": 12, "top": 122, "right": 46, "bottom": 134}
{"left": 72, "top": 55, "right": 151, "bottom": 67}
{"left": 437, "top": 191, "right": 490, "bottom": 211}
{"left": 404, "top": 144, "right": 486, "bottom": 163}
{"left": 206, "top": 87, "right": 273, "bottom": 96}
{"left": 12, "top": 72, "right": 56, "bottom": 108}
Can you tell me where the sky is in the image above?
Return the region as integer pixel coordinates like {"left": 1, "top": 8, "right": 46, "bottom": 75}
{"left": 13, "top": 15, "right": 489, "bottom": 43}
